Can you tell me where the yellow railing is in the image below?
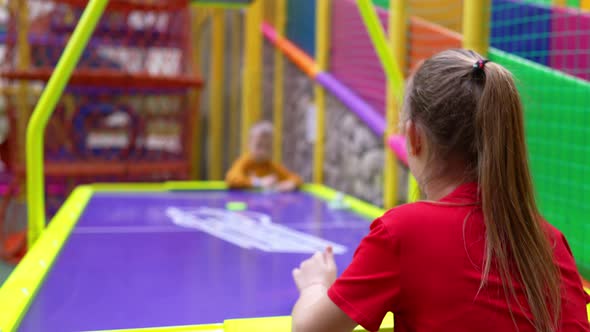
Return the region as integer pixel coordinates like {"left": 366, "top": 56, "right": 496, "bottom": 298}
{"left": 26, "top": 0, "right": 109, "bottom": 248}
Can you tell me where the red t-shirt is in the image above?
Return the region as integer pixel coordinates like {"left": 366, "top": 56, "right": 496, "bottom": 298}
{"left": 328, "top": 182, "right": 590, "bottom": 332}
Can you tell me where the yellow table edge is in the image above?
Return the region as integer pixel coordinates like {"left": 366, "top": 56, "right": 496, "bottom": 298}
{"left": 0, "top": 185, "right": 94, "bottom": 332}
{"left": 86, "top": 323, "right": 225, "bottom": 332}
{"left": 88, "top": 313, "right": 394, "bottom": 332}
{"left": 222, "top": 313, "right": 394, "bottom": 332}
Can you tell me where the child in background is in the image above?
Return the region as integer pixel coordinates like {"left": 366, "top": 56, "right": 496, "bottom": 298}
{"left": 290, "top": 49, "right": 590, "bottom": 332}
{"left": 226, "top": 121, "right": 302, "bottom": 192}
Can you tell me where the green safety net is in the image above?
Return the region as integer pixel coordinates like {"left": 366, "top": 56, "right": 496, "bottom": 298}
{"left": 490, "top": 49, "right": 590, "bottom": 278}
{"left": 522, "top": 0, "right": 581, "bottom": 7}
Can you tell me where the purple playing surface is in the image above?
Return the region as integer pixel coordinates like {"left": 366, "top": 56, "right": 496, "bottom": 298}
{"left": 18, "top": 191, "right": 374, "bottom": 331}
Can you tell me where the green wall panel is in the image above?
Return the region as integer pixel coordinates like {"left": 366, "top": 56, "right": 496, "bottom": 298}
{"left": 372, "top": 0, "right": 389, "bottom": 8}
{"left": 522, "top": 0, "right": 581, "bottom": 7}
{"left": 489, "top": 48, "right": 590, "bottom": 278}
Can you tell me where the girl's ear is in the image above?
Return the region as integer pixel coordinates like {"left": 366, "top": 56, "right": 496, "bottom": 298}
{"left": 405, "top": 120, "right": 422, "bottom": 156}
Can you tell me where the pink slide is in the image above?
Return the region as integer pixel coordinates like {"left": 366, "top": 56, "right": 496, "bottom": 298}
{"left": 387, "top": 135, "right": 408, "bottom": 167}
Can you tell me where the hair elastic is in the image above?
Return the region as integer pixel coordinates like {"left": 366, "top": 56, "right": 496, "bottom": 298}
{"left": 473, "top": 59, "right": 490, "bottom": 70}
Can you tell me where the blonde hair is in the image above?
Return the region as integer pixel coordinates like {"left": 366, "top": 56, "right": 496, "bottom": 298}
{"left": 249, "top": 121, "right": 273, "bottom": 138}
{"left": 407, "top": 49, "right": 561, "bottom": 331}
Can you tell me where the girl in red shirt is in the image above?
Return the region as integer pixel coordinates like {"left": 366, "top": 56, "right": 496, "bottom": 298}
{"left": 291, "top": 49, "right": 590, "bottom": 332}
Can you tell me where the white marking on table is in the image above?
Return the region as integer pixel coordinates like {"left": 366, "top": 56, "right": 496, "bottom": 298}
{"left": 166, "top": 207, "right": 348, "bottom": 254}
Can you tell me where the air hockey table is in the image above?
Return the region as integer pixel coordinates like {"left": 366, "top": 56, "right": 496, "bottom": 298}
{"left": 0, "top": 182, "right": 395, "bottom": 332}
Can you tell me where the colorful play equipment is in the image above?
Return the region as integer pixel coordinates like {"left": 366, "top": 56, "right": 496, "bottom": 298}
{"left": 0, "top": 0, "right": 204, "bottom": 258}
{"left": 0, "top": 0, "right": 588, "bottom": 330}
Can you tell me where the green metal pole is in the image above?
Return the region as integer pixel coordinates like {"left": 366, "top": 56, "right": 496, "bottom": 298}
{"left": 26, "top": 0, "right": 109, "bottom": 248}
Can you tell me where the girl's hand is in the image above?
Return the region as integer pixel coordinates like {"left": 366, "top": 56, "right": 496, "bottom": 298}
{"left": 252, "top": 175, "right": 278, "bottom": 189}
{"left": 259, "top": 175, "right": 278, "bottom": 189}
{"left": 276, "top": 180, "right": 297, "bottom": 192}
{"left": 293, "top": 247, "right": 337, "bottom": 292}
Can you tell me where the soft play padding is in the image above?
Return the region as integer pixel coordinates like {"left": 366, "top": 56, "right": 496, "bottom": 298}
{"left": 408, "top": 16, "right": 462, "bottom": 75}
{"left": 491, "top": 0, "right": 552, "bottom": 65}
{"left": 330, "top": 0, "right": 389, "bottom": 114}
{"left": 550, "top": 7, "right": 590, "bottom": 81}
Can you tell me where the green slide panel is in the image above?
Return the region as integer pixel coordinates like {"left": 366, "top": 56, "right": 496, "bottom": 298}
{"left": 489, "top": 49, "right": 590, "bottom": 278}
{"left": 374, "top": 0, "right": 580, "bottom": 11}
{"left": 522, "top": 0, "right": 580, "bottom": 7}
{"left": 372, "top": 0, "right": 389, "bottom": 8}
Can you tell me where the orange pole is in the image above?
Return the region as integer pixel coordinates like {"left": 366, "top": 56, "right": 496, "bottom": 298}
{"left": 261, "top": 23, "right": 319, "bottom": 78}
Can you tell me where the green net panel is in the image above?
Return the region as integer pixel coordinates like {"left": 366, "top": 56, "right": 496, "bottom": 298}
{"left": 490, "top": 0, "right": 590, "bottom": 278}
{"left": 491, "top": 50, "right": 590, "bottom": 277}
{"left": 523, "top": 0, "right": 581, "bottom": 8}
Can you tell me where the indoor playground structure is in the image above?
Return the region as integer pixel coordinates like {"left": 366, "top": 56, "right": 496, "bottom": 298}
{"left": 0, "top": 0, "right": 588, "bottom": 331}
{"left": 0, "top": 0, "right": 203, "bottom": 261}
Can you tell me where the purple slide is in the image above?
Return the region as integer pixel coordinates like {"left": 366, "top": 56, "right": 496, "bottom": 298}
{"left": 17, "top": 191, "right": 373, "bottom": 331}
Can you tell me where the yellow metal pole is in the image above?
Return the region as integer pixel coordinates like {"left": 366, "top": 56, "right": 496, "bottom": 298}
{"left": 252, "top": 0, "right": 263, "bottom": 122}
{"left": 209, "top": 9, "right": 225, "bottom": 180}
{"left": 312, "top": 92, "right": 325, "bottom": 184}
{"left": 313, "top": 0, "right": 330, "bottom": 184}
{"left": 384, "top": 0, "right": 407, "bottom": 208}
{"left": 462, "top": 0, "right": 491, "bottom": 56}
{"left": 26, "top": 0, "right": 108, "bottom": 247}
{"left": 408, "top": 175, "right": 421, "bottom": 201}
{"left": 241, "top": 4, "right": 252, "bottom": 153}
{"left": 272, "top": 0, "right": 287, "bottom": 163}
{"left": 229, "top": 10, "right": 242, "bottom": 161}
{"left": 582, "top": 0, "right": 590, "bottom": 10}
{"left": 189, "top": 7, "right": 208, "bottom": 179}
{"left": 241, "top": 0, "right": 264, "bottom": 153}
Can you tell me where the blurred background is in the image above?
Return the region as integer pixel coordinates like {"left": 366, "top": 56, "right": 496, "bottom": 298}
{"left": 0, "top": 0, "right": 588, "bottom": 287}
